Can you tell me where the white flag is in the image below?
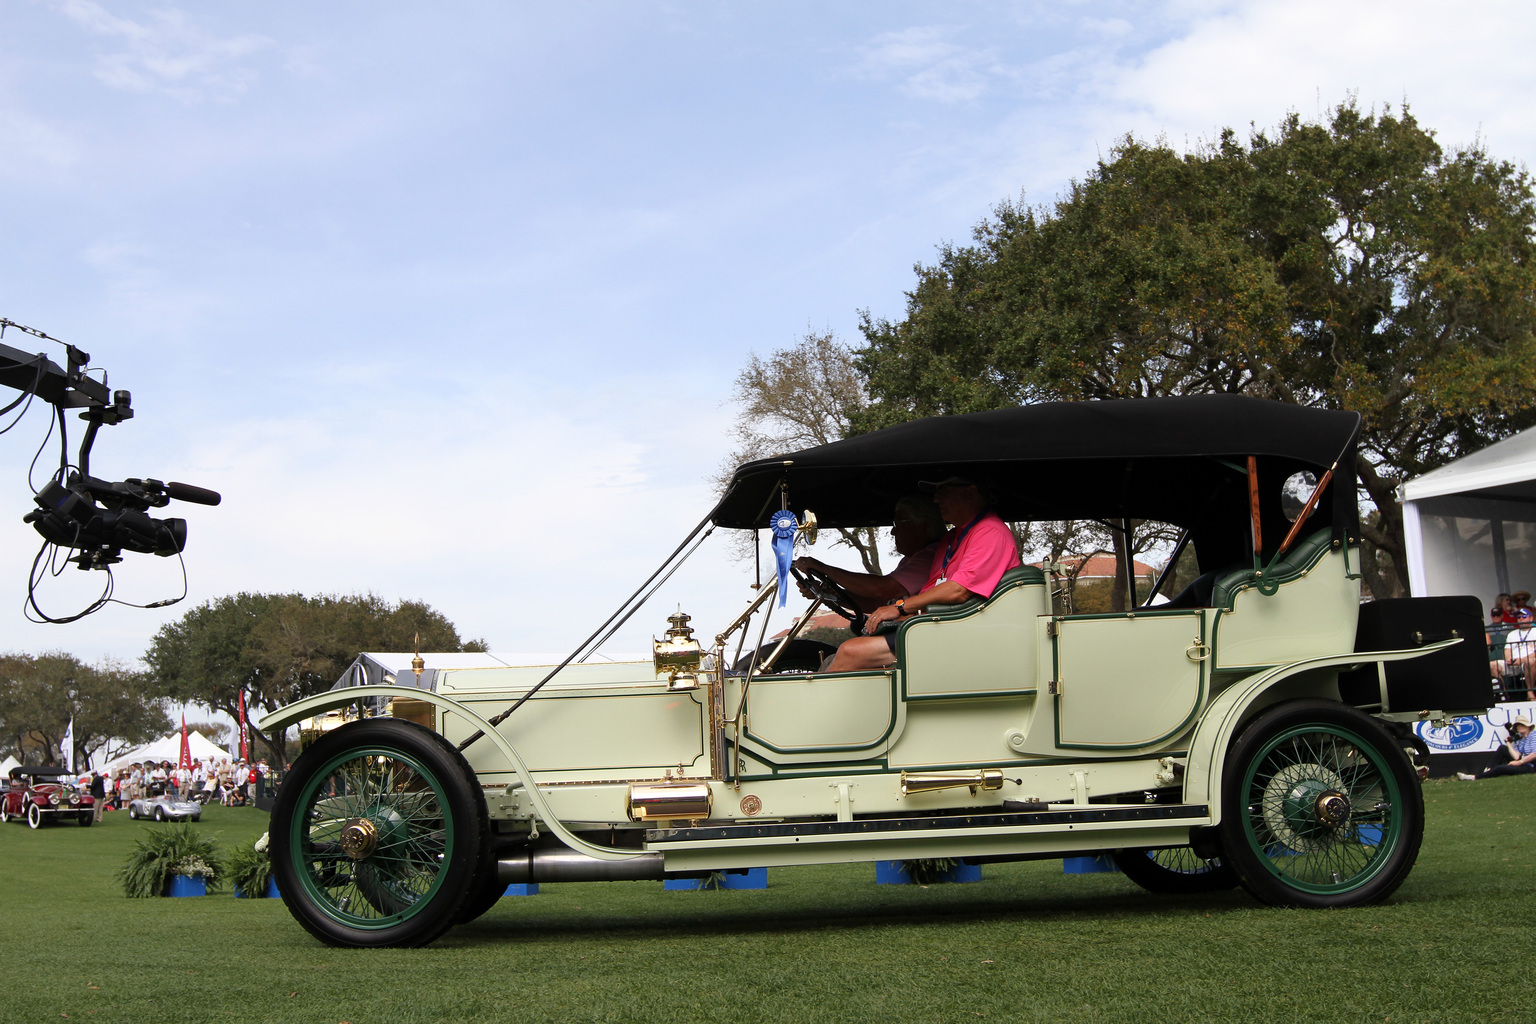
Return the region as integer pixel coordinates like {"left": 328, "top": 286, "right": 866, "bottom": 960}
{"left": 62, "top": 716, "right": 74, "bottom": 773}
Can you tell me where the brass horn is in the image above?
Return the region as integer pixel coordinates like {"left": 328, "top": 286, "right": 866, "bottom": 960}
{"left": 900, "top": 769, "right": 1007, "bottom": 796}
{"left": 800, "top": 510, "right": 817, "bottom": 545}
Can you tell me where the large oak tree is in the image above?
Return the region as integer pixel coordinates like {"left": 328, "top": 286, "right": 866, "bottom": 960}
{"left": 143, "top": 592, "right": 486, "bottom": 766}
{"left": 856, "top": 102, "right": 1536, "bottom": 597}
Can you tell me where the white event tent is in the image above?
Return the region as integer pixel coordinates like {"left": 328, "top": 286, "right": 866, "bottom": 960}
{"left": 1401, "top": 426, "right": 1536, "bottom": 603}
{"left": 102, "top": 730, "right": 229, "bottom": 773}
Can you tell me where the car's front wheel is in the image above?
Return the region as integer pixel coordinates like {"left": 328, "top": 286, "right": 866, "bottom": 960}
{"left": 1112, "top": 846, "right": 1238, "bottom": 894}
{"left": 26, "top": 803, "right": 43, "bottom": 829}
{"left": 78, "top": 812, "right": 93, "bottom": 827}
{"left": 153, "top": 806, "right": 165, "bottom": 822}
{"left": 1218, "top": 700, "right": 1423, "bottom": 908}
{"left": 270, "top": 718, "right": 487, "bottom": 948}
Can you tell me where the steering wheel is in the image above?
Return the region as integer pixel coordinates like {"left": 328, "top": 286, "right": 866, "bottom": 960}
{"left": 791, "top": 565, "right": 867, "bottom": 636}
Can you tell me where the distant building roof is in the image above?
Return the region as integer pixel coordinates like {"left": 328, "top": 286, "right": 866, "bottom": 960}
{"left": 1031, "top": 555, "right": 1157, "bottom": 579}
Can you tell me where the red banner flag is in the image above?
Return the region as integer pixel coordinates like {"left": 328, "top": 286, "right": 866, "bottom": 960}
{"left": 179, "top": 713, "right": 191, "bottom": 770}
{"left": 238, "top": 689, "right": 249, "bottom": 761}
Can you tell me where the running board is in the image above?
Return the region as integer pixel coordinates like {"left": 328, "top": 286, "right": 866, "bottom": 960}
{"left": 642, "top": 804, "right": 1204, "bottom": 853}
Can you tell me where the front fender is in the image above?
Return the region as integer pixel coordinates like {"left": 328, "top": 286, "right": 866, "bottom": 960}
{"left": 1183, "top": 639, "right": 1461, "bottom": 820}
{"left": 262, "top": 686, "right": 644, "bottom": 862}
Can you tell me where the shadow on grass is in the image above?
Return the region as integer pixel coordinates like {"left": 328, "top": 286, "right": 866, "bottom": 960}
{"left": 450, "top": 882, "right": 1256, "bottom": 945}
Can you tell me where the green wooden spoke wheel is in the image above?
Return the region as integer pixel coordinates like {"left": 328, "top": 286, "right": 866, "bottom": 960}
{"left": 270, "top": 719, "right": 486, "bottom": 947}
{"left": 1113, "top": 845, "right": 1238, "bottom": 894}
{"left": 1218, "top": 700, "right": 1423, "bottom": 908}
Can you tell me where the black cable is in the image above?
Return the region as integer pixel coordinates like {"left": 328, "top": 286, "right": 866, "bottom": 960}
{"left": 27, "top": 403, "right": 57, "bottom": 495}
{"left": 24, "top": 539, "right": 114, "bottom": 624}
{"left": 107, "top": 546, "right": 188, "bottom": 612}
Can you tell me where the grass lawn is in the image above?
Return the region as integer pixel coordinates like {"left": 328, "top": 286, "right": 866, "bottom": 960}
{"left": 1, "top": 778, "right": 1531, "bottom": 1024}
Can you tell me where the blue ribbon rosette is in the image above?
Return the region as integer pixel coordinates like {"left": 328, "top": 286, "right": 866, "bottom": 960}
{"left": 770, "top": 510, "right": 798, "bottom": 607}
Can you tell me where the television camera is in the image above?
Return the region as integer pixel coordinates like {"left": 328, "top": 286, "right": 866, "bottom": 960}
{"left": 1, "top": 319, "right": 219, "bottom": 617}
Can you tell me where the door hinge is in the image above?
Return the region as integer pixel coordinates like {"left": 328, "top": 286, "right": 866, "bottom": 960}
{"left": 1048, "top": 679, "right": 1061, "bottom": 696}
{"left": 1046, "top": 620, "right": 1059, "bottom": 639}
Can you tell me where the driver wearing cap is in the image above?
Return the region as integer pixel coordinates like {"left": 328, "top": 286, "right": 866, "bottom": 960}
{"left": 793, "top": 495, "right": 946, "bottom": 613}
{"left": 822, "top": 476, "right": 1021, "bottom": 672}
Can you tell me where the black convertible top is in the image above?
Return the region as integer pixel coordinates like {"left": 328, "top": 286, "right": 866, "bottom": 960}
{"left": 8, "top": 766, "right": 73, "bottom": 779}
{"left": 715, "top": 396, "right": 1359, "bottom": 563}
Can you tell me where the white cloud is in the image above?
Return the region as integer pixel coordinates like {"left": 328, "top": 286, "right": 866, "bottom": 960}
{"left": 853, "top": 26, "right": 1001, "bottom": 103}
{"left": 1099, "top": 0, "right": 1536, "bottom": 163}
{"left": 58, "top": 0, "right": 271, "bottom": 102}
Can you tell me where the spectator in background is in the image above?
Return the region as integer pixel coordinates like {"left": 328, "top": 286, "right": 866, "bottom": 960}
{"left": 1502, "top": 608, "right": 1536, "bottom": 701}
{"left": 1514, "top": 591, "right": 1535, "bottom": 620}
{"left": 1458, "top": 716, "right": 1536, "bottom": 779}
{"left": 90, "top": 770, "right": 106, "bottom": 822}
{"left": 1492, "top": 593, "right": 1516, "bottom": 625}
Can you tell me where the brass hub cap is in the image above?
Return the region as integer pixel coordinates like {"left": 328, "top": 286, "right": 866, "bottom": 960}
{"left": 1314, "top": 790, "right": 1351, "bottom": 829}
{"left": 339, "top": 817, "right": 379, "bottom": 860}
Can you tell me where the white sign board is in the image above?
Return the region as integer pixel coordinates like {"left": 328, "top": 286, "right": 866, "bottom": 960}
{"left": 1415, "top": 701, "right": 1535, "bottom": 755}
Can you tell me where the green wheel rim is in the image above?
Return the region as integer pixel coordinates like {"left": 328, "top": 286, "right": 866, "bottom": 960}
{"left": 1238, "top": 723, "right": 1402, "bottom": 895}
{"left": 288, "top": 745, "right": 456, "bottom": 930}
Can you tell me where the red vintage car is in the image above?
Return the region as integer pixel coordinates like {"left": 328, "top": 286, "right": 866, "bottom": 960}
{"left": 1, "top": 767, "right": 94, "bottom": 829}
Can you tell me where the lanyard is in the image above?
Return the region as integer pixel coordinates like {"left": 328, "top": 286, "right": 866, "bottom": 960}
{"left": 939, "top": 513, "right": 985, "bottom": 578}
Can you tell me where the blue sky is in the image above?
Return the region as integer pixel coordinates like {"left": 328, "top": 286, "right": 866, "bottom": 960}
{"left": 1, "top": 0, "right": 1532, "bottom": 668}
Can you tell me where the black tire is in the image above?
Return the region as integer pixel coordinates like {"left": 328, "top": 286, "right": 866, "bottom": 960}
{"left": 79, "top": 813, "right": 93, "bottom": 827}
{"left": 1218, "top": 700, "right": 1423, "bottom": 908}
{"left": 1112, "top": 846, "right": 1238, "bottom": 894}
{"left": 454, "top": 861, "right": 506, "bottom": 924}
{"left": 270, "top": 718, "right": 487, "bottom": 948}
{"left": 153, "top": 806, "right": 165, "bottom": 822}
{"left": 26, "top": 803, "right": 43, "bottom": 829}
{"left": 128, "top": 805, "right": 139, "bottom": 820}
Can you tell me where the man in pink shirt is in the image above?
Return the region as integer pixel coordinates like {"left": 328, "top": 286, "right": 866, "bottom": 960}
{"left": 792, "top": 495, "right": 946, "bottom": 613}
{"left": 823, "top": 476, "right": 1021, "bottom": 672}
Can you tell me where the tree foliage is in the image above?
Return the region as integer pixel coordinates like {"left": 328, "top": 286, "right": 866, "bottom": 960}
{"left": 143, "top": 592, "right": 487, "bottom": 767}
{"left": 0, "top": 652, "right": 170, "bottom": 767}
{"left": 722, "top": 329, "right": 884, "bottom": 573}
{"left": 856, "top": 101, "right": 1536, "bottom": 597}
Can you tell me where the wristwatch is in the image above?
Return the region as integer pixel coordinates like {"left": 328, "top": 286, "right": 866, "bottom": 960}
{"left": 895, "top": 598, "right": 909, "bottom": 615}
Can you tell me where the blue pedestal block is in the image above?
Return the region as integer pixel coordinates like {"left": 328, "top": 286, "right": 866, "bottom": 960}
{"left": 665, "top": 868, "right": 767, "bottom": 891}
{"left": 503, "top": 883, "right": 540, "bottom": 896}
{"left": 267, "top": 877, "right": 280, "bottom": 898}
{"left": 167, "top": 875, "right": 207, "bottom": 897}
{"left": 875, "top": 860, "right": 982, "bottom": 884}
{"left": 1063, "top": 855, "right": 1119, "bottom": 874}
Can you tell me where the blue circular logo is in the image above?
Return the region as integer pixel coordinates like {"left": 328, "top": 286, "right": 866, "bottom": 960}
{"left": 1415, "top": 716, "right": 1484, "bottom": 751}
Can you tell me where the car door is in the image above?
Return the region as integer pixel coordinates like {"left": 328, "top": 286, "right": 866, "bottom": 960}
{"left": 1049, "top": 608, "right": 1209, "bottom": 750}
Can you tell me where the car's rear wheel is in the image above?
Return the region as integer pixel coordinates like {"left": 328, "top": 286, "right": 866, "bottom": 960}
{"left": 1112, "top": 846, "right": 1238, "bottom": 894}
{"left": 1218, "top": 700, "right": 1423, "bottom": 908}
{"left": 270, "top": 718, "right": 486, "bottom": 948}
{"left": 26, "top": 803, "right": 43, "bottom": 829}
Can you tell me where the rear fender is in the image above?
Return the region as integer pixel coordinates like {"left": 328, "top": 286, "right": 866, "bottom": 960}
{"left": 1183, "top": 639, "right": 1460, "bottom": 822}
{"left": 261, "top": 686, "right": 644, "bottom": 863}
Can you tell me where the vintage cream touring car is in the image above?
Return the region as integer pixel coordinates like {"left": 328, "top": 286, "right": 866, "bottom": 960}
{"left": 264, "top": 396, "right": 1488, "bottom": 947}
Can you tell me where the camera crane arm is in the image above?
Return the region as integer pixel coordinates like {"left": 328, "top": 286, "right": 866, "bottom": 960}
{"left": 0, "top": 321, "right": 219, "bottom": 578}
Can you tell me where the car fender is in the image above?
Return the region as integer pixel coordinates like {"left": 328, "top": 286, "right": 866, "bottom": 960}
{"left": 263, "top": 685, "right": 646, "bottom": 863}
{"left": 1183, "top": 638, "right": 1460, "bottom": 822}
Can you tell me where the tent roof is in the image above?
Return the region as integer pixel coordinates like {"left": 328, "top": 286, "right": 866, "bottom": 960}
{"left": 714, "top": 395, "right": 1360, "bottom": 529}
{"left": 1401, "top": 426, "right": 1536, "bottom": 503}
{"left": 103, "top": 731, "right": 228, "bottom": 773}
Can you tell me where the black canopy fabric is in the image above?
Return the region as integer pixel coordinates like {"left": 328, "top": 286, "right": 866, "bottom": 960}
{"left": 714, "top": 397, "right": 1359, "bottom": 558}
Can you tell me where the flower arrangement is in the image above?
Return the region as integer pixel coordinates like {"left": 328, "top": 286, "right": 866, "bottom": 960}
{"left": 227, "top": 832, "right": 273, "bottom": 898}
{"left": 116, "top": 822, "right": 225, "bottom": 898}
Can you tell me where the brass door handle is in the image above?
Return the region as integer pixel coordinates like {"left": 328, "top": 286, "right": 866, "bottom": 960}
{"left": 1185, "top": 641, "right": 1211, "bottom": 662}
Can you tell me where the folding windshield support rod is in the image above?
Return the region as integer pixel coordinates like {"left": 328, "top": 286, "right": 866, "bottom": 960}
{"left": 1145, "top": 529, "right": 1192, "bottom": 607}
{"left": 456, "top": 509, "right": 719, "bottom": 754}
{"left": 1121, "top": 518, "right": 1136, "bottom": 611}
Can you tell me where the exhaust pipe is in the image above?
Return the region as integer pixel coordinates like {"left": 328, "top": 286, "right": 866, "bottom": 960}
{"left": 497, "top": 847, "right": 667, "bottom": 884}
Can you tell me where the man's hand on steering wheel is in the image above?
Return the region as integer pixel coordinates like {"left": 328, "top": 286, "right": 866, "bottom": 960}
{"left": 790, "top": 563, "right": 866, "bottom": 636}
